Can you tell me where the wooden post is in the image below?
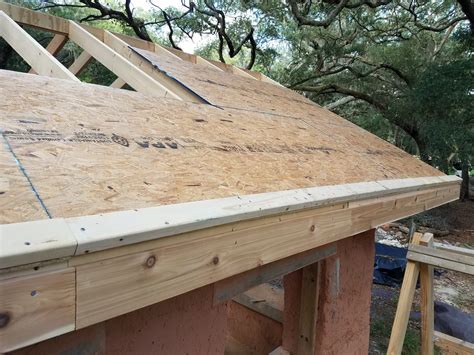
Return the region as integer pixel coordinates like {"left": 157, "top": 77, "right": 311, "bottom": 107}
{"left": 297, "top": 262, "right": 321, "bottom": 355}
{"left": 420, "top": 233, "right": 434, "bottom": 355}
{"left": 387, "top": 233, "right": 423, "bottom": 355}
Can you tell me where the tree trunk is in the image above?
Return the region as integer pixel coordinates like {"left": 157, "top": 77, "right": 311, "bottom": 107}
{"left": 460, "top": 162, "right": 470, "bottom": 201}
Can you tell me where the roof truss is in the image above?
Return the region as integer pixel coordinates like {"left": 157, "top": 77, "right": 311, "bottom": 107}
{"left": 0, "top": 2, "right": 279, "bottom": 102}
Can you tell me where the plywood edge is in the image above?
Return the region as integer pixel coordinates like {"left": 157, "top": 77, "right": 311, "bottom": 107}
{"left": 0, "top": 175, "right": 460, "bottom": 270}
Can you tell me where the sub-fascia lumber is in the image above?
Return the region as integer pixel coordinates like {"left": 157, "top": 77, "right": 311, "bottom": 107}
{"left": 0, "top": 175, "right": 461, "bottom": 270}
{"left": 0, "top": 11, "right": 78, "bottom": 81}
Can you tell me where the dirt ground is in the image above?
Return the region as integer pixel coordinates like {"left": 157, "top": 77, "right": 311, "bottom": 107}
{"left": 369, "top": 199, "right": 474, "bottom": 354}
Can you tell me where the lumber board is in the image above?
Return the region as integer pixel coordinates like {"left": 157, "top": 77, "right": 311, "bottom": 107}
{"left": 0, "top": 178, "right": 460, "bottom": 269}
{"left": 0, "top": 268, "right": 75, "bottom": 353}
{"left": 406, "top": 251, "right": 474, "bottom": 275}
{"left": 434, "top": 331, "right": 474, "bottom": 355}
{"left": 68, "top": 50, "right": 93, "bottom": 76}
{"left": 408, "top": 244, "right": 474, "bottom": 267}
{"left": 419, "top": 233, "right": 434, "bottom": 355}
{"left": 72, "top": 187, "right": 456, "bottom": 328}
{"left": 29, "top": 33, "right": 68, "bottom": 74}
{"left": 0, "top": 12, "right": 77, "bottom": 81}
{"left": 0, "top": 2, "right": 69, "bottom": 34}
{"left": 0, "top": 219, "right": 77, "bottom": 269}
{"left": 68, "top": 22, "right": 174, "bottom": 97}
{"left": 233, "top": 292, "right": 283, "bottom": 323}
{"left": 102, "top": 30, "right": 204, "bottom": 102}
{"left": 434, "top": 243, "right": 474, "bottom": 257}
{"left": 213, "top": 244, "right": 336, "bottom": 304}
{"left": 297, "top": 263, "right": 321, "bottom": 355}
{"left": 387, "top": 233, "right": 423, "bottom": 355}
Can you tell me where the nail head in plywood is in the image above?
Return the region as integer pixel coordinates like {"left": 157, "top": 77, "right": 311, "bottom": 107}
{"left": 0, "top": 11, "right": 78, "bottom": 81}
{"left": 0, "top": 268, "right": 76, "bottom": 353}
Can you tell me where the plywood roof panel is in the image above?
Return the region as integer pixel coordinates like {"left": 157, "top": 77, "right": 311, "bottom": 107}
{"left": 0, "top": 70, "right": 441, "bottom": 224}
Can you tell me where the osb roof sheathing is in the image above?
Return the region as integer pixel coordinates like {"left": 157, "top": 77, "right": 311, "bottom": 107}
{"left": 0, "top": 70, "right": 442, "bottom": 224}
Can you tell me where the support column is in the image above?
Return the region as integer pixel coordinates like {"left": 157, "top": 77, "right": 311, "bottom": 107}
{"left": 282, "top": 230, "right": 375, "bottom": 354}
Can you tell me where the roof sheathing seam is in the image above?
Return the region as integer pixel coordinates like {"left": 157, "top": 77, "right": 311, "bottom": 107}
{"left": 0, "top": 175, "right": 461, "bottom": 269}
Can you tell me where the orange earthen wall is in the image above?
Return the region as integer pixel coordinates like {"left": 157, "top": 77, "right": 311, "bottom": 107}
{"left": 11, "top": 284, "right": 228, "bottom": 355}
{"left": 283, "top": 229, "right": 375, "bottom": 354}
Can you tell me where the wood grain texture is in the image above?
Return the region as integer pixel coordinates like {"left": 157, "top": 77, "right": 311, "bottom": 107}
{"left": 72, "top": 187, "right": 455, "bottom": 329}
{"left": 0, "top": 268, "right": 75, "bottom": 352}
{"left": 0, "top": 70, "right": 449, "bottom": 226}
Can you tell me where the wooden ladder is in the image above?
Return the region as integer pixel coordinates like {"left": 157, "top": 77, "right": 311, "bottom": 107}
{"left": 387, "top": 232, "right": 474, "bottom": 354}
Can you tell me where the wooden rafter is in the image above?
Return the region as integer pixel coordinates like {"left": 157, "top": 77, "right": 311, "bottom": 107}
{"left": 0, "top": 11, "right": 78, "bottom": 81}
{"left": 102, "top": 30, "right": 206, "bottom": 102}
{"left": 68, "top": 21, "right": 181, "bottom": 99}
{"left": 29, "top": 33, "right": 67, "bottom": 74}
{"left": 0, "top": 2, "right": 282, "bottom": 87}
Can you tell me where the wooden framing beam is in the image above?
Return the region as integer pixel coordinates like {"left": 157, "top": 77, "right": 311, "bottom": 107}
{"left": 0, "top": 2, "right": 69, "bottom": 34}
{"left": 213, "top": 244, "right": 336, "bottom": 304}
{"left": 102, "top": 30, "right": 205, "bottom": 102}
{"left": 68, "top": 21, "right": 179, "bottom": 99}
{"left": 68, "top": 50, "right": 93, "bottom": 76}
{"left": 297, "top": 263, "right": 321, "bottom": 355}
{"left": 0, "top": 11, "right": 78, "bottom": 81}
{"left": 29, "top": 33, "right": 67, "bottom": 74}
